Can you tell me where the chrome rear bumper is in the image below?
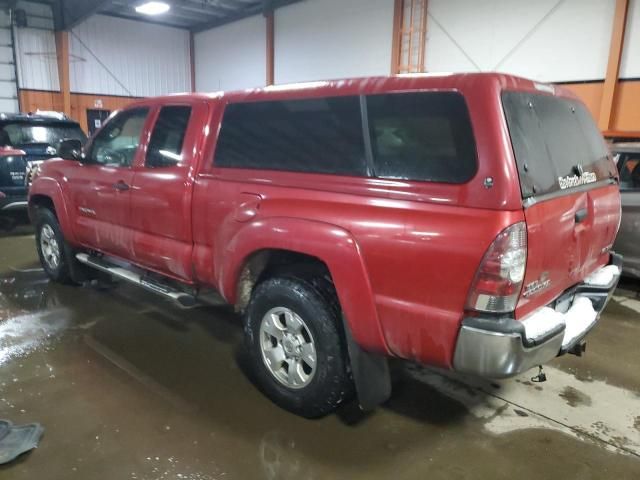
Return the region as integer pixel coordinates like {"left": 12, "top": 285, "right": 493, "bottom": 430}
{"left": 453, "top": 253, "right": 622, "bottom": 379}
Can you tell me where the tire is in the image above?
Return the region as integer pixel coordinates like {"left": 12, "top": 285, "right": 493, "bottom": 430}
{"left": 34, "top": 208, "right": 76, "bottom": 284}
{"left": 244, "top": 274, "right": 354, "bottom": 418}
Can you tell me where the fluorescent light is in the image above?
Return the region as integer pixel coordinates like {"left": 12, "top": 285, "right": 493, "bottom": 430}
{"left": 135, "top": 1, "right": 170, "bottom": 15}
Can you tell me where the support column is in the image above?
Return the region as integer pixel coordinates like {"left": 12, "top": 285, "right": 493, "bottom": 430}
{"left": 390, "top": 0, "right": 403, "bottom": 74}
{"left": 266, "top": 11, "right": 274, "bottom": 86}
{"left": 598, "top": 0, "right": 629, "bottom": 131}
{"left": 55, "top": 30, "right": 71, "bottom": 117}
{"left": 190, "top": 31, "right": 196, "bottom": 92}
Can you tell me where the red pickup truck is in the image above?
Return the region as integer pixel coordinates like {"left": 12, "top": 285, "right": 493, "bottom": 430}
{"left": 28, "top": 73, "right": 622, "bottom": 417}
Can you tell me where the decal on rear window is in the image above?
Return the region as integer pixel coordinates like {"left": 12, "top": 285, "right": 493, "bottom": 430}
{"left": 558, "top": 171, "right": 597, "bottom": 190}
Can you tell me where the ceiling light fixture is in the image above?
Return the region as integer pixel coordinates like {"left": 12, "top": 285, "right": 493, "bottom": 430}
{"left": 135, "top": 1, "right": 171, "bottom": 16}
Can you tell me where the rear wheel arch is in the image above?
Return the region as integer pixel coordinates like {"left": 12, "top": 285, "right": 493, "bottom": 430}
{"left": 219, "top": 218, "right": 389, "bottom": 356}
{"left": 234, "top": 249, "right": 332, "bottom": 314}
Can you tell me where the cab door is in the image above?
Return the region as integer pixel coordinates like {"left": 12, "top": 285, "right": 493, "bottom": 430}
{"left": 129, "top": 101, "right": 208, "bottom": 282}
{"left": 68, "top": 107, "right": 150, "bottom": 258}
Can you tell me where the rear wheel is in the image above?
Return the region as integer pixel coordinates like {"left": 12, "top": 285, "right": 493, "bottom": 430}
{"left": 244, "top": 274, "right": 354, "bottom": 418}
{"left": 34, "top": 208, "right": 77, "bottom": 284}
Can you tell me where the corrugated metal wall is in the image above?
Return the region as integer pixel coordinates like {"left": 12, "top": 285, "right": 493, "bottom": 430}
{"left": 13, "top": 1, "right": 59, "bottom": 92}
{"left": 425, "top": 0, "right": 617, "bottom": 82}
{"left": 194, "top": 15, "right": 266, "bottom": 92}
{"left": 70, "top": 15, "right": 191, "bottom": 97}
{"left": 620, "top": 0, "right": 640, "bottom": 78}
{"left": 274, "top": 0, "right": 393, "bottom": 84}
{"left": 0, "top": 10, "right": 18, "bottom": 112}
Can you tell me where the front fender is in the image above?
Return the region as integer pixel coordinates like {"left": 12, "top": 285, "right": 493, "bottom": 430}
{"left": 29, "top": 177, "right": 78, "bottom": 245}
{"left": 218, "top": 217, "right": 390, "bottom": 355}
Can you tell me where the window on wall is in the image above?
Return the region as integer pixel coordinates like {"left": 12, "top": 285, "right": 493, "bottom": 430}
{"left": 146, "top": 106, "right": 192, "bottom": 168}
{"left": 366, "top": 92, "right": 477, "bottom": 183}
{"left": 213, "top": 96, "right": 368, "bottom": 176}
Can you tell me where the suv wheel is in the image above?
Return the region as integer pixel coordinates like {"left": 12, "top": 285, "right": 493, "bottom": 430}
{"left": 35, "top": 208, "right": 76, "bottom": 284}
{"left": 244, "top": 274, "right": 353, "bottom": 418}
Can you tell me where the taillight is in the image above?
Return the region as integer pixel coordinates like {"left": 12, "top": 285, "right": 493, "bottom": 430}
{"left": 466, "top": 222, "right": 527, "bottom": 313}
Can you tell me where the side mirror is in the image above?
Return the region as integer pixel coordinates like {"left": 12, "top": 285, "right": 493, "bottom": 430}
{"left": 58, "top": 139, "right": 83, "bottom": 161}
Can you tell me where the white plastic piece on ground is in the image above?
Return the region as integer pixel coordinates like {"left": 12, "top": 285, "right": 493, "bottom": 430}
{"left": 584, "top": 264, "right": 620, "bottom": 287}
{"left": 521, "top": 306, "right": 565, "bottom": 342}
{"left": 561, "top": 296, "right": 597, "bottom": 348}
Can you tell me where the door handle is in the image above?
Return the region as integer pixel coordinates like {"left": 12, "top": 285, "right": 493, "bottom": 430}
{"left": 113, "top": 181, "right": 130, "bottom": 191}
{"left": 575, "top": 208, "right": 588, "bottom": 223}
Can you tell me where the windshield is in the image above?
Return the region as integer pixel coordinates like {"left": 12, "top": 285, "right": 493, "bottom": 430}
{"left": 502, "top": 92, "right": 614, "bottom": 198}
{"left": 0, "top": 122, "right": 87, "bottom": 149}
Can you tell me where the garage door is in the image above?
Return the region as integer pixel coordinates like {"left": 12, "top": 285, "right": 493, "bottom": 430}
{"left": 0, "top": 11, "right": 18, "bottom": 113}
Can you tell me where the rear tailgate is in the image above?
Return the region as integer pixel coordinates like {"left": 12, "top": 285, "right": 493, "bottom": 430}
{"left": 502, "top": 90, "right": 621, "bottom": 318}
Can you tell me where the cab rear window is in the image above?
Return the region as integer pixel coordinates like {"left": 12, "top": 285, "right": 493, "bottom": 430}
{"left": 502, "top": 92, "right": 613, "bottom": 198}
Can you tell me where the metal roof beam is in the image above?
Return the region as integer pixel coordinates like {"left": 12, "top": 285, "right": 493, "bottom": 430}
{"left": 60, "top": 0, "right": 113, "bottom": 30}
{"left": 191, "top": 0, "right": 301, "bottom": 33}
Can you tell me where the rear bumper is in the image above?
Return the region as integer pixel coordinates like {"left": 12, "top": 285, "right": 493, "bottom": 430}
{"left": 453, "top": 253, "right": 622, "bottom": 378}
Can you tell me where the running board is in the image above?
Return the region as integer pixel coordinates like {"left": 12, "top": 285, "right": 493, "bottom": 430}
{"left": 75, "top": 253, "right": 197, "bottom": 308}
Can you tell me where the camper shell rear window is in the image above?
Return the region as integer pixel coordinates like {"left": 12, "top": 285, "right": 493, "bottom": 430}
{"left": 502, "top": 91, "right": 613, "bottom": 198}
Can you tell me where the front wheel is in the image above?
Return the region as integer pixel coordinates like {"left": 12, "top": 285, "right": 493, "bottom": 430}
{"left": 34, "top": 208, "right": 76, "bottom": 284}
{"left": 244, "top": 274, "right": 354, "bottom": 418}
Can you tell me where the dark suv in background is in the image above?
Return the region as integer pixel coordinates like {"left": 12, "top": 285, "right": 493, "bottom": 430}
{"left": 0, "top": 111, "right": 87, "bottom": 183}
{"left": 0, "top": 146, "right": 28, "bottom": 215}
{"left": 0, "top": 112, "right": 87, "bottom": 227}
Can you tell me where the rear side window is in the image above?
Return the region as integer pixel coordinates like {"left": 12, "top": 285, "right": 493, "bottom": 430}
{"left": 366, "top": 92, "right": 477, "bottom": 183}
{"left": 146, "top": 106, "right": 192, "bottom": 168}
{"left": 214, "top": 96, "right": 367, "bottom": 176}
{"left": 502, "top": 92, "right": 613, "bottom": 198}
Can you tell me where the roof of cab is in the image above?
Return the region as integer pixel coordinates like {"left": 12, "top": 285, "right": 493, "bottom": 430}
{"left": 128, "top": 72, "right": 578, "bottom": 107}
{"left": 0, "top": 111, "right": 81, "bottom": 125}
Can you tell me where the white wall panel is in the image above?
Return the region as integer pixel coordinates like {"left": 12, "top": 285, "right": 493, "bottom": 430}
{"left": 275, "top": 0, "right": 393, "bottom": 84}
{"left": 620, "top": 0, "right": 640, "bottom": 78}
{"left": 425, "top": 0, "right": 615, "bottom": 82}
{"left": 70, "top": 15, "right": 191, "bottom": 97}
{"left": 15, "top": 27, "right": 59, "bottom": 91}
{"left": 194, "top": 15, "right": 266, "bottom": 92}
{"left": 12, "top": 1, "right": 58, "bottom": 106}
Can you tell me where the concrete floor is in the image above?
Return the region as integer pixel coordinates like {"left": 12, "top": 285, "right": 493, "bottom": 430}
{"left": 0, "top": 225, "right": 639, "bottom": 480}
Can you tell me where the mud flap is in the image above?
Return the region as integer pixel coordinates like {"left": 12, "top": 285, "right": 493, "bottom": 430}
{"left": 0, "top": 420, "right": 44, "bottom": 464}
{"left": 342, "top": 316, "right": 392, "bottom": 411}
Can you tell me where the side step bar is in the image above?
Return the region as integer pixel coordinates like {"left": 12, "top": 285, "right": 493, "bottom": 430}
{"left": 75, "top": 253, "right": 197, "bottom": 308}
